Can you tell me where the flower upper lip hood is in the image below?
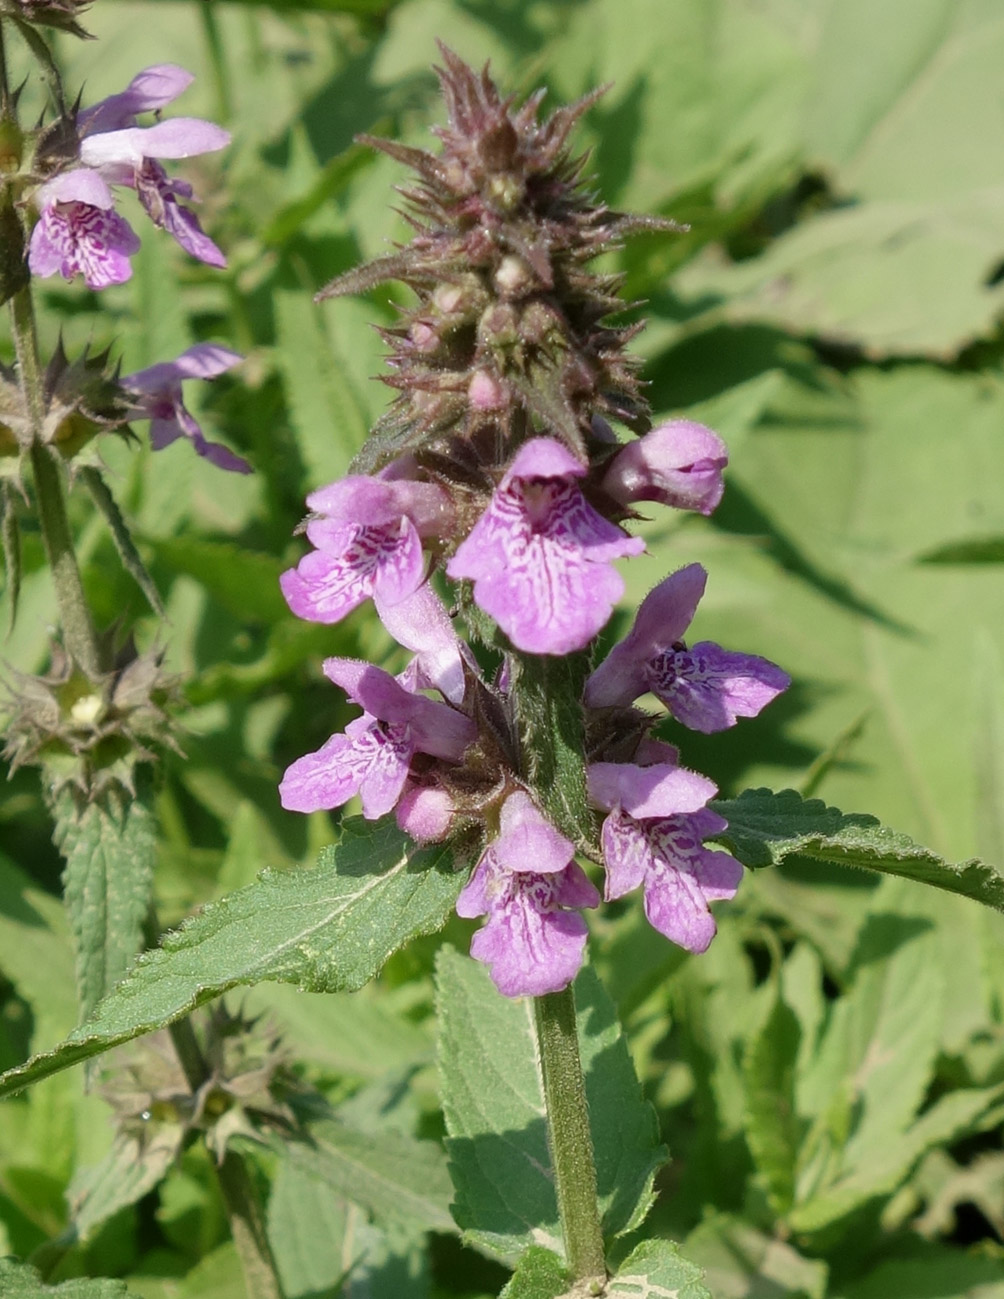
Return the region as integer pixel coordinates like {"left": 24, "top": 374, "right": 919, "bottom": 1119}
{"left": 446, "top": 436, "right": 644, "bottom": 656}
{"left": 584, "top": 562, "right": 790, "bottom": 731}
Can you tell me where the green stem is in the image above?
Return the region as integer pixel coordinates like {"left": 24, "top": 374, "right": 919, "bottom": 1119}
{"left": 9, "top": 287, "right": 101, "bottom": 676}
{"left": 167, "top": 1018, "right": 285, "bottom": 1299}
{"left": 534, "top": 987, "right": 607, "bottom": 1283}
{"left": 28, "top": 440, "right": 103, "bottom": 679}
{"left": 198, "top": 0, "right": 232, "bottom": 123}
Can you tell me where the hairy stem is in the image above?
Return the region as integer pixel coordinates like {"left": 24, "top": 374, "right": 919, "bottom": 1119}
{"left": 9, "top": 287, "right": 102, "bottom": 676}
{"left": 168, "top": 1018, "right": 285, "bottom": 1299}
{"left": 534, "top": 986, "right": 606, "bottom": 1283}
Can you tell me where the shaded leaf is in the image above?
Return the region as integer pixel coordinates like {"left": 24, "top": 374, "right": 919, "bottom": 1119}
{"left": 683, "top": 1213, "right": 827, "bottom": 1299}
{"left": 79, "top": 467, "right": 164, "bottom": 617}
{"left": 276, "top": 1116, "right": 454, "bottom": 1233}
{"left": 267, "top": 1156, "right": 428, "bottom": 1299}
{"left": 742, "top": 983, "right": 801, "bottom": 1215}
{"left": 148, "top": 536, "right": 288, "bottom": 625}
{"left": 436, "top": 949, "right": 665, "bottom": 1263}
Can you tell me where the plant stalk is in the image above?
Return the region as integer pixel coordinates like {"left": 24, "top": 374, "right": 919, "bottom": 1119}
{"left": 168, "top": 1018, "right": 285, "bottom": 1299}
{"left": 534, "top": 986, "right": 606, "bottom": 1284}
{"left": 9, "top": 287, "right": 102, "bottom": 678}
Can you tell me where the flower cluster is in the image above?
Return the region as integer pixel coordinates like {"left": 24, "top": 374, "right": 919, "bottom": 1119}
{"left": 278, "top": 51, "right": 789, "bottom": 997}
{"left": 29, "top": 65, "right": 229, "bottom": 290}
{"left": 15, "top": 64, "right": 249, "bottom": 472}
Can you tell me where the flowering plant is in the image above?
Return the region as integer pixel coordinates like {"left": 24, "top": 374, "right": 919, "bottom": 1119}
{"left": 2, "top": 9, "right": 1004, "bottom": 1299}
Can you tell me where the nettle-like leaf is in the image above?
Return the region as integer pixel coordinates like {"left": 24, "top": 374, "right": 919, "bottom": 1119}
{"left": 436, "top": 948, "right": 665, "bottom": 1263}
{"left": 55, "top": 779, "right": 158, "bottom": 1026}
{"left": 0, "top": 1259, "right": 143, "bottom": 1298}
{"left": 0, "top": 819, "right": 460, "bottom": 1099}
{"left": 713, "top": 788, "right": 1004, "bottom": 913}
{"left": 606, "top": 1240, "right": 711, "bottom": 1299}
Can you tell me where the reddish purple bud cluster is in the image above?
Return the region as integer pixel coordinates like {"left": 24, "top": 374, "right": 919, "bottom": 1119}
{"left": 278, "top": 51, "right": 790, "bottom": 997}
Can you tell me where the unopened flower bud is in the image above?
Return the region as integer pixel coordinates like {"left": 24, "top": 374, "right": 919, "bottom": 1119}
{"left": 396, "top": 784, "right": 455, "bottom": 842}
{"left": 410, "top": 321, "right": 440, "bottom": 353}
{"left": 477, "top": 302, "right": 520, "bottom": 352}
{"left": 494, "top": 255, "right": 533, "bottom": 298}
{"left": 468, "top": 370, "right": 506, "bottom": 411}
{"left": 519, "top": 300, "right": 561, "bottom": 346}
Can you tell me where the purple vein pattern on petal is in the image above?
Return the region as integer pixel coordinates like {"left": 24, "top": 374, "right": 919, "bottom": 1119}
{"left": 28, "top": 202, "right": 141, "bottom": 289}
{"left": 278, "top": 721, "right": 412, "bottom": 819}
{"left": 456, "top": 792, "right": 599, "bottom": 997}
{"left": 283, "top": 477, "right": 449, "bottom": 626}
{"left": 601, "top": 807, "right": 742, "bottom": 953}
{"left": 447, "top": 437, "right": 644, "bottom": 654}
{"left": 645, "top": 641, "right": 791, "bottom": 733}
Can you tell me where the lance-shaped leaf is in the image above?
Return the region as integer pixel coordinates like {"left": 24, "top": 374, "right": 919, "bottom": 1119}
{"left": 0, "top": 819, "right": 460, "bottom": 1099}
{"left": 79, "top": 468, "right": 164, "bottom": 617}
{"left": 55, "top": 780, "right": 157, "bottom": 1026}
{"left": 436, "top": 948, "right": 665, "bottom": 1263}
{"left": 712, "top": 788, "right": 1004, "bottom": 912}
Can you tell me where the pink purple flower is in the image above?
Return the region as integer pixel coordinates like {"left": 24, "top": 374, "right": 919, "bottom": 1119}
{"left": 27, "top": 170, "right": 140, "bottom": 290}
{"left": 588, "top": 761, "right": 742, "bottom": 953}
{"left": 122, "top": 343, "right": 249, "bottom": 473}
{"left": 280, "top": 474, "right": 452, "bottom": 629}
{"left": 446, "top": 437, "right": 644, "bottom": 655}
{"left": 279, "top": 659, "right": 476, "bottom": 818}
{"left": 584, "top": 563, "right": 790, "bottom": 731}
{"left": 29, "top": 64, "right": 229, "bottom": 285}
{"left": 456, "top": 791, "right": 600, "bottom": 996}
{"left": 603, "top": 419, "right": 728, "bottom": 516}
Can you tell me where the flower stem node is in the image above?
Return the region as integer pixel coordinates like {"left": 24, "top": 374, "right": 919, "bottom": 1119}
{"left": 2, "top": 640, "right": 178, "bottom": 801}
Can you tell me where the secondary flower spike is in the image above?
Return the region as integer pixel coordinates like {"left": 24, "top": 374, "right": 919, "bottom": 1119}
{"left": 447, "top": 437, "right": 644, "bottom": 655}
{"left": 456, "top": 791, "right": 600, "bottom": 997}
{"left": 29, "top": 64, "right": 229, "bottom": 285}
{"left": 122, "top": 343, "right": 249, "bottom": 473}
{"left": 584, "top": 563, "right": 790, "bottom": 731}
{"left": 279, "top": 659, "right": 476, "bottom": 818}
{"left": 588, "top": 762, "right": 743, "bottom": 952}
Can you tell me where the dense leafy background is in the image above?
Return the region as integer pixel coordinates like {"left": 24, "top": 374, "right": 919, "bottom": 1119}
{"left": 2, "top": 0, "right": 1004, "bottom": 1295}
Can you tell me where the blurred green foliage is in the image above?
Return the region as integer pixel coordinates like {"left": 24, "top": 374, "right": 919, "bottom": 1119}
{"left": 2, "top": 0, "right": 1004, "bottom": 1294}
